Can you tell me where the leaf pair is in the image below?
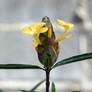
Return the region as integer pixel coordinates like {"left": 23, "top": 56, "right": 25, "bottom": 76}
{"left": 0, "top": 53, "right": 92, "bottom": 70}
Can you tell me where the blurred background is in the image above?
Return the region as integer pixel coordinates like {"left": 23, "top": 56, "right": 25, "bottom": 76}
{"left": 0, "top": 0, "right": 92, "bottom": 92}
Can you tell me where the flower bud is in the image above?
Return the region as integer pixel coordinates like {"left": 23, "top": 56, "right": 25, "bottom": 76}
{"left": 37, "top": 16, "right": 59, "bottom": 69}
{"left": 22, "top": 16, "right": 74, "bottom": 69}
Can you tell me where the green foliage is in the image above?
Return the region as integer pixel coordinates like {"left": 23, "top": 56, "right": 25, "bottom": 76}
{"left": 30, "top": 79, "right": 45, "bottom": 91}
{"left": 0, "top": 64, "right": 43, "bottom": 70}
{"left": 20, "top": 79, "right": 45, "bottom": 92}
{"left": 51, "top": 82, "right": 56, "bottom": 92}
{"left": 21, "top": 90, "right": 31, "bottom": 92}
{"left": 52, "top": 52, "right": 92, "bottom": 69}
{"left": 72, "top": 91, "right": 80, "bottom": 92}
{"left": 21, "top": 90, "right": 35, "bottom": 92}
{"left": 0, "top": 90, "right": 3, "bottom": 92}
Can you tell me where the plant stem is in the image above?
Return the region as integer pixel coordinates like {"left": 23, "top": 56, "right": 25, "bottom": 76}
{"left": 46, "top": 69, "right": 50, "bottom": 92}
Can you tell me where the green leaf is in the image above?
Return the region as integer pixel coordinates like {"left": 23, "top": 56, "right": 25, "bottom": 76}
{"left": 52, "top": 52, "right": 92, "bottom": 69}
{"left": 20, "top": 90, "right": 30, "bottom": 92}
{"left": 51, "top": 82, "right": 56, "bottom": 92}
{"left": 20, "top": 79, "right": 45, "bottom": 92}
{"left": 30, "top": 79, "right": 45, "bottom": 91}
{"left": 0, "top": 90, "right": 3, "bottom": 92}
{"left": 72, "top": 91, "right": 80, "bottom": 92}
{"left": 20, "top": 90, "right": 35, "bottom": 92}
{"left": 0, "top": 64, "right": 43, "bottom": 70}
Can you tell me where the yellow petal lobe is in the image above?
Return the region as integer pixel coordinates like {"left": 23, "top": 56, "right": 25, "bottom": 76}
{"left": 22, "top": 22, "right": 48, "bottom": 35}
{"left": 57, "top": 19, "right": 74, "bottom": 31}
{"left": 22, "top": 22, "right": 48, "bottom": 47}
{"left": 55, "top": 19, "right": 74, "bottom": 43}
{"left": 22, "top": 27, "right": 34, "bottom": 35}
{"left": 63, "top": 33, "right": 74, "bottom": 40}
{"left": 33, "top": 41, "right": 39, "bottom": 51}
{"left": 33, "top": 34, "right": 41, "bottom": 45}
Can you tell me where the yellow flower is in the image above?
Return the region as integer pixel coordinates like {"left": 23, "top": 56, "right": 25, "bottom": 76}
{"left": 55, "top": 19, "right": 74, "bottom": 43}
{"left": 22, "top": 16, "right": 74, "bottom": 68}
{"left": 22, "top": 22, "right": 48, "bottom": 46}
{"left": 22, "top": 18, "right": 74, "bottom": 52}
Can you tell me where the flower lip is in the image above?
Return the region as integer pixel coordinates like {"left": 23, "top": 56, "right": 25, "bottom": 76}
{"left": 56, "top": 19, "right": 74, "bottom": 30}
{"left": 22, "top": 22, "right": 48, "bottom": 36}
{"left": 55, "top": 19, "right": 74, "bottom": 43}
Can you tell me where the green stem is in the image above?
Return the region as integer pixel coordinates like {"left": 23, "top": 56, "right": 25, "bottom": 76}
{"left": 46, "top": 69, "right": 50, "bottom": 92}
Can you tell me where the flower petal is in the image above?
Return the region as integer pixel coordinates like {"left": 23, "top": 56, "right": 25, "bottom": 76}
{"left": 22, "top": 22, "right": 48, "bottom": 35}
{"left": 33, "top": 34, "right": 41, "bottom": 45}
{"left": 22, "top": 22, "right": 48, "bottom": 47}
{"left": 33, "top": 41, "right": 39, "bottom": 51}
{"left": 39, "top": 27, "right": 48, "bottom": 33}
{"left": 55, "top": 19, "right": 74, "bottom": 43}
{"left": 22, "top": 27, "right": 35, "bottom": 35}
{"left": 56, "top": 19, "right": 74, "bottom": 31}
{"left": 63, "top": 32, "right": 74, "bottom": 40}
